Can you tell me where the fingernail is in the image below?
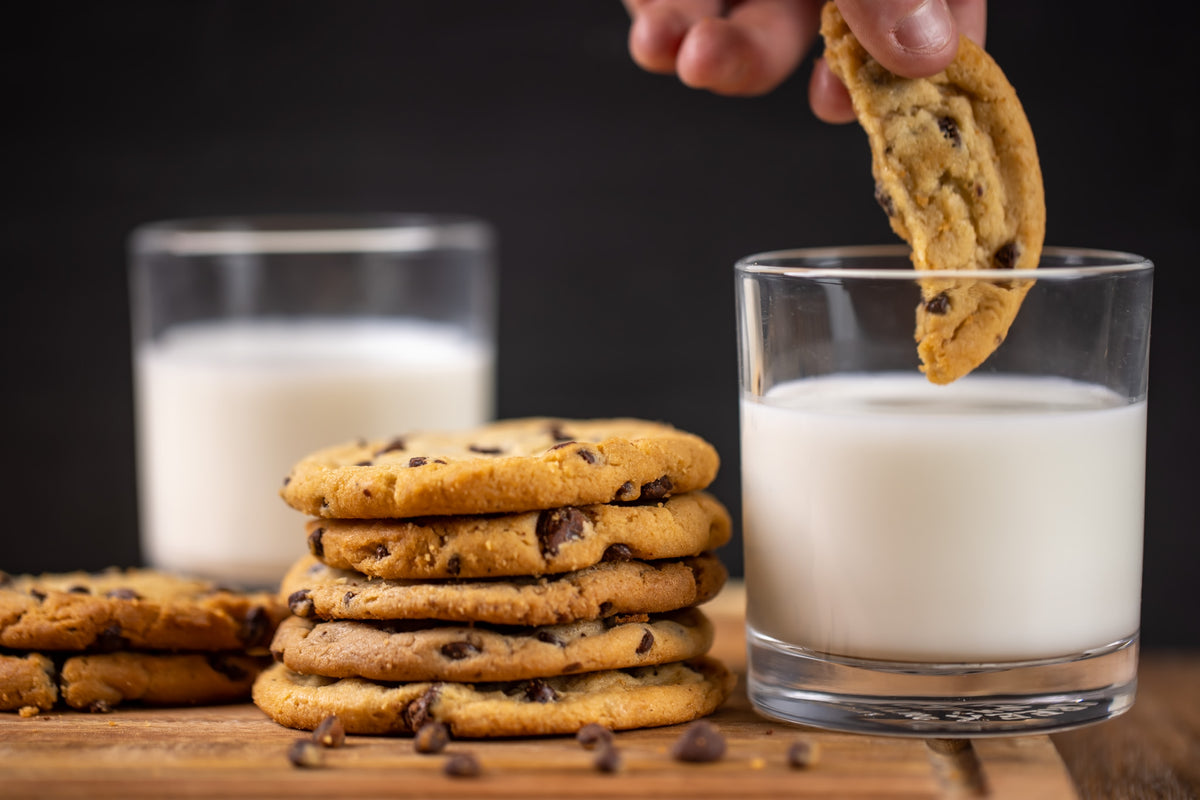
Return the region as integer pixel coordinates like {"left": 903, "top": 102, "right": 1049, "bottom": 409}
{"left": 893, "top": 0, "right": 953, "bottom": 54}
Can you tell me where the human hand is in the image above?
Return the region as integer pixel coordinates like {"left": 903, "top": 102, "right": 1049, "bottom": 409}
{"left": 621, "top": 0, "right": 987, "bottom": 122}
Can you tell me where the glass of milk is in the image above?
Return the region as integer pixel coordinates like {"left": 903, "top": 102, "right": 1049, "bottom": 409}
{"left": 736, "top": 246, "right": 1153, "bottom": 736}
{"left": 130, "top": 214, "right": 496, "bottom": 587}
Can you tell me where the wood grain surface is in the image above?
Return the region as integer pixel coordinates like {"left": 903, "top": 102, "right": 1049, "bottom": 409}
{"left": 0, "top": 585, "right": 1190, "bottom": 799}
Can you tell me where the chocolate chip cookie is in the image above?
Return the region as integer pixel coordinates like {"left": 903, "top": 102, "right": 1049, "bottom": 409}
{"left": 281, "top": 554, "right": 726, "bottom": 627}
{"left": 0, "top": 653, "right": 58, "bottom": 713}
{"left": 0, "top": 568, "right": 289, "bottom": 652}
{"left": 306, "top": 492, "right": 731, "bottom": 580}
{"left": 57, "top": 651, "right": 268, "bottom": 712}
{"left": 270, "top": 607, "right": 714, "bottom": 682}
{"left": 280, "top": 418, "right": 720, "bottom": 518}
{"left": 821, "top": 2, "right": 1045, "bottom": 383}
{"left": 252, "top": 657, "right": 735, "bottom": 737}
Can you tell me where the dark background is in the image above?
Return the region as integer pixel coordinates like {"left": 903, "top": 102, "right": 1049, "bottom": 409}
{"left": 4, "top": 2, "right": 1196, "bottom": 646}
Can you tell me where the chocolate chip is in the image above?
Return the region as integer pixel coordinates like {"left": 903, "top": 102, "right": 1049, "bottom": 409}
{"left": 375, "top": 437, "right": 406, "bottom": 455}
{"left": 636, "top": 630, "right": 655, "bottom": 655}
{"left": 94, "top": 624, "right": 129, "bottom": 653}
{"left": 375, "top": 543, "right": 390, "bottom": 560}
{"left": 413, "top": 720, "right": 450, "bottom": 754}
{"left": 408, "top": 456, "right": 430, "bottom": 467}
{"left": 67, "top": 585, "right": 90, "bottom": 594}
{"left": 307, "top": 528, "right": 325, "bottom": 557}
{"left": 361, "top": 488, "right": 372, "bottom": 497}
{"left": 547, "top": 440, "right": 575, "bottom": 451}
{"left": 994, "top": 241, "right": 1020, "bottom": 269}
{"left": 353, "top": 460, "right": 372, "bottom": 467}
{"left": 586, "top": 742, "right": 619, "bottom": 773}
{"left": 547, "top": 424, "right": 574, "bottom": 442}
{"left": 614, "top": 481, "right": 637, "bottom": 502}
{"left": 874, "top": 183, "right": 896, "bottom": 217}
{"left": 938, "top": 115, "right": 961, "bottom": 146}
{"left": 670, "top": 721, "right": 726, "bottom": 763}
{"left": 241, "top": 606, "right": 271, "bottom": 647}
{"left": 312, "top": 714, "right": 346, "bottom": 748}
{"left": 576, "top": 723, "right": 614, "bottom": 750}
{"left": 522, "top": 679, "right": 558, "bottom": 703}
{"left": 440, "top": 641, "right": 481, "bottom": 660}
{"left": 288, "top": 589, "right": 315, "bottom": 618}
{"left": 598, "top": 601, "right": 614, "bottom": 617}
{"left": 468, "top": 444, "right": 503, "bottom": 455}
{"left": 282, "top": 476, "right": 291, "bottom": 487}
{"left": 536, "top": 507, "right": 587, "bottom": 557}
{"left": 443, "top": 752, "right": 481, "bottom": 778}
{"left": 105, "top": 587, "right": 140, "bottom": 601}
{"left": 639, "top": 476, "right": 673, "bottom": 501}
{"left": 402, "top": 685, "right": 442, "bottom": 731}
{"left": 287, "top": 738, "right": 325, "bottom": 768}
{"left": 342, "top": 591, "right": 356, "bottom": 607}
{"left": 577, "top": 447, "right": 597, "bottom": 464}
{"left": 924, "top": 292, "right": 951, "bottom": 315}
{"left": 787, "top": 738, "right": 820, "bottom": 768}
{"left": 602, "top": 544, "right": 633, "bottom": 562}
{"left": 29, "top": 589, "right": 46, "bottom": 602}
{"left": 206, "top": 654, "right": 249, "bottom": 683}
{"left": 446, "top": 554, "right": 462, "bottom": 576}
{"left": 535, "top": 630, "right": 564, "bottom": 647}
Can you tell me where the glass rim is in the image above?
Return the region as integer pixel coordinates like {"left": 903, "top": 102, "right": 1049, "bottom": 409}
{"left": 131, "top": 213, "right": 493, "bottom": 256}
{"left": 735, "top": 245, "right": 1152, "bottom": 279}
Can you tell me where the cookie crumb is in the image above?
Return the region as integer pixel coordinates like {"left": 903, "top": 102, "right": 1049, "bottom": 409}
{"left": 443, "top": 751, "right": 481, "bottom": 778}
{"left": 670, "top": 720, "right": 726, "bottom": 763}
{"left": 287, "top": 738, "right": 325, "bottom": 768}
{"left": 312, "top": 714, "right": 345, "bottom": 748}
{"left": 787, "top": 738, "right": 820, "bottom": 769}
{"left": 18, "top": 705, "right": 39, "bottom": 718}
{"left": 594, "top": 744, "right": 622, "bottom": 773}
{"left": 414, "top": 721, "right": 450, "bottom": 754}
{"left": 576, "top": 723, "right": 614, "bottom": 750}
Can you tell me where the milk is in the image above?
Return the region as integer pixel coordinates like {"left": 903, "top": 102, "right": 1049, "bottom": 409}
{"left": 135, "top": 319, "right": 492, "bottom": 585}
{"left": 741, "top": 373, "right": 1146, "bottom": 663}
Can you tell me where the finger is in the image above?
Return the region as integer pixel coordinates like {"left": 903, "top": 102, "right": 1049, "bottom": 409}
{"left": 626, "top": 0, "right": 726, "bottom": 75}
{"left": 835, "top": 0, "right": 959, "bottom": 78}
{"left": 808, "top": 57, "right": 857, "bottom": 123}
{"left": 675, "top": 0, "right": 824, "bottom": 96}
{"left": 946, "top": 0, "right": 986, "bottom": 46}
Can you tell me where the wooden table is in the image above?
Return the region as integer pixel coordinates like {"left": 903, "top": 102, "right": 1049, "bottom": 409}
{"left": 1, "top": 586, "right": 1196, "bottom": 799}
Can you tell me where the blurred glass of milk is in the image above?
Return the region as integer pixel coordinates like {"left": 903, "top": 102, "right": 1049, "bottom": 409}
{"left": 129, "top": 215, "right": 496, "bottom": 587}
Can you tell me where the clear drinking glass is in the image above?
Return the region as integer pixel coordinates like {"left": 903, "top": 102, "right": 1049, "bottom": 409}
{"left": 130, "top": 214, "right": 496, "bottom": 586}
{"left": 735, "top": 245, "right": 1152, "bottom": 736}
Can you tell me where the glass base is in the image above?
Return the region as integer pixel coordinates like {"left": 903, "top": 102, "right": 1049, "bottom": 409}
{"left": 747, "top": 626, "right": 1138, "bottom": 737}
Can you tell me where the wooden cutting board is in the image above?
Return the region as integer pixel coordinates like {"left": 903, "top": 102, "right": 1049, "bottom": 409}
{"left": 0, "top": 586, "right": 1079, "bottom": 799}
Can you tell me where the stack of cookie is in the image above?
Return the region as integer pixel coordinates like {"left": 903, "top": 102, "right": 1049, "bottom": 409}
{"left": 0, "top": 568, "right": 288, "bottom": 715}
{"left": 254, "top": 417, "right": 736, "bottom": 737}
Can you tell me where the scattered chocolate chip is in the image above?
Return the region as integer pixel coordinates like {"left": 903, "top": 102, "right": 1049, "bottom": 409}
{"left": 106, "top": 587, "right": 140, "bottom": 601}
{"left": 375, "top": 543, "right": 390, "bottom": 560}
{"left": 443, "top": 751, "right": 481, "bottom": 778}
{"left": 343, "top": 591, "right": 357, "bottom": 607}
{"left": 353, "top": 460, "right": 372, "bottom": 467}
{"left": 287, "top": 738, "right": 325, "bottom": 768}
{"left": 307, "top": 527, "right": 325, "bottom": 557}
{"left": 468, "top": 444, "right": 503, "bottom": 455}
{"left": 522, "top": 679, "right": 558, "bottom": 703}
{"left": 313, "top": 715, "right": 346, "bottom": 748}
{"left": 288, "top": 589, "right": 315, "bottom": 618}
{"left": 408, "top": 456, "right": 429, "bottom": 467}
{"left": 403, "top": 685, "right": 442, "bottom": 731}
{"left": 994, "top": 241, "right": 1020, "bottom": 269}
{"left": 614, "top": 481, "right": 637, "bottom": 502}
{"left": 440, "top": 641, "right": 481, "bottom": 660}
{"left": 639, "top": 476, "right": 673, "bottom": 501}
{"left": 938, "top": 115, "right": 961, "bottom": 146}
{"left": 577, "top": 447, "right": 597, "bottom": 464}
{"left": 670, "top": 721, "right": 726, "bottom": 763}
{"left": 602, "top": 544, "right": 633, "bottom": 562}
{"left": 924, "top": 292, "right": 951, "bottom": 315}
{"left": 29, "top": 589, "right": 46, "bottom": 602}
{"left": 787, "top": 738, "right": 820, "bottom": 768}
{"left": 206, "top": 654, "right": 249, "bottom": 683}
{"left": 445, "top": 554, "right": 462, "bottom": 576}
{"left": 576, "top": 723, "right": 614, "bottom": 750}
{"left": 874, "top": 183, "right": 896, "bottom": 217}
{"left": 94, "top": 624, "right": 129, "bottom": 653}
{"left": 536, "top": 507, "right": 587, "bottom": 557}
{"left": 636, "top": 629, "right": 655, "bottom": 655}
{"left": 594, "top": 744, "right": 623, "bottom": 773}
{"left": 547, "top": 424, "right": 574, "bottom": 442}
{"left": 375, "top": 437, "right": 406, "bottom": 455}
{"left": 414, "top": 720, "right": 450, "bottom": 754}
{"left": 67, "top": 585, "right": 90, "bottom": 594}
{"left": 241, "top": 606, "right": 271, "bottom": 647}
{"left": 535, "top": 630, "right": 564, "bottom": 647}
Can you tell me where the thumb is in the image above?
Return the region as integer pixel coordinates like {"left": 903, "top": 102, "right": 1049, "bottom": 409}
{"left": 835, "top": 0, "right": 958, "bottom": 78}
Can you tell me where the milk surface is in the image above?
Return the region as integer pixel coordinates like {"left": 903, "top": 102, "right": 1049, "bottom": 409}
{"left": 136, "top": 319, "right": 492, "bottom": 584}
{"left": 741, "top": 373, "right": 1146, "bottom": 663}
